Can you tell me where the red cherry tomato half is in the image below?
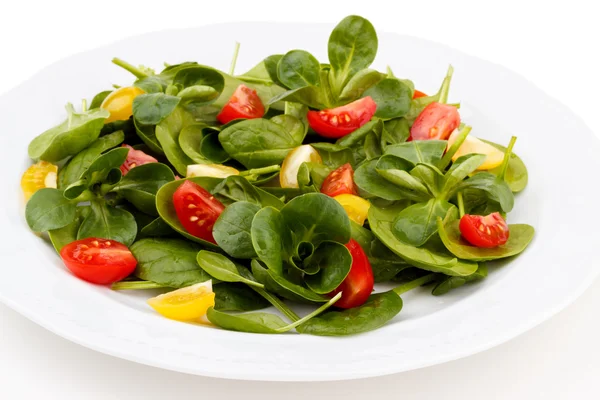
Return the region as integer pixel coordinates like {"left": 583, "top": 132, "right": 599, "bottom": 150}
{"left": 307, "top": 96, "right": 377, "bottom": 139}
{"left": 320, "top": 163, "right": 358, "bottom": 197}
{"left": 410, "top": 102, "right": 461, "bottom": 141}
{"left": 120, "top": 144, "right": 158, "bottom": 175}
{"left": 173, "top": 180, "right": 225, "bottom": 244}
{"left": 329, "top": 239, "right": 374, "bottom": 309}
{"left": 459, "top": 212, "right": 510, "bottom": 248}
{"left": 60, "top": 238, "right": 137, "bottom": 285}
{"left": 413, "top": 90, "right": 428, "bottom": 99}
{"left": 217, "top": 84, "right": 265, "bottom": 125}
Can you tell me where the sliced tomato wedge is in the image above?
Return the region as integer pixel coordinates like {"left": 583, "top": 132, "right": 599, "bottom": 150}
{"left": 413, "top": 90, "right": 427, "bottom": 99}
{"left": 307, "top": 96, "right": 377, "bottom": 139}
{"left": 329, "top": 239, "right": 374, "bottom": 309}
{"left": 60, "top": 238, "right": 137, "bottom": 284}
{"left": 320, "top": 163, "right": 357, "bottom": 197}
{"left": 217, "top": 84, "right": 265, "bottom": 125}
{"left": 410, "top": 102, "right": 460, "bottom": 141}
{"left": 459, "top": 212, "right": 510, "bottom": 248}
{"left": 120, "top": 144, "right": 158, "bottom": 175}
{"left": 173, "top": 181, "right": 225, "bottom": 244}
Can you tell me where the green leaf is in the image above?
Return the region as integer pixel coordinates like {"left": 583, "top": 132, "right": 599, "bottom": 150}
{"left": 139, "top": 217, "right": 175, "bottom": 238}
{"left": 339, "top": 69, "right": 385, "bottom": 101}
{"left": 131, "top": 238, "right": 211, "bottom": 287}
{"left": 134, "top": 119, "right": 164, "bottom": 155}
{"left": 432, "top": 263, "right": 488, "bottom": 296}
{"left": 392, "top": 199, "right": 454, "bottom": 246}
{"left": 89, "top": 90, "right": 112, "bottom": 109}
{"left": 311, "top": 142, "right": 354, "bottom": 169}
{"left": 133, "top": 93, "right": 180, "bottom": 125}
{"left": 453, "top": 172, "right": 514, "bottom": 213}
{"left": 267, "top": 85, "right": 326, "bottom": 109}
{"left": 196, "top": 251, "right": 262, "bottom": 288}
{"left": 297, "top": 162, "right": 332, "bottom": 194}
{"left": 374, "top": 156, "right": 431, "bottom": 202}
{"left": 200, "top": 130, "right": 230, "bottom": 163}
{"left": 25, "top": 188, "right": 77, "bottom": 232}
{"left": 441, "top": 153, "right": 487, "bottom": 195}
{"left": 270, "top": 114, "right": 306, "bottom": 143}
{"left": 177, "top": 85, "right": 219, "bottom": 103}
{"left": 336, "top": 120, "right": 377, "bottom": 147}
{"left": 213, "top": 201, "right": 260, "bottom": 259}
{"left": 304, "top": 241, "right": 352, "bottom": 294}
{"left": 354, "top": 159, "right": 408, "bottom": 200}
{"left": 277, "top": 50, "right": 321, "bottom": 89}
{"left": 28, "top": 105, "right": 109, "bottom": 162}
{"left": 384, "top": 140, "right": 447, "bottom": 166}
{"left": 364, "top": 131, "right": 383, "bottom": 160}
{"left": 409, "top": 163, "right": 445, "bottom": 198}
{"left": 172, "top": 66, "right": 225, "bottom": 94}
{"left": 77, "top": 201, "right": 137, "bottom": 246}
{"left": 178, "top": 123, "right": 209, "bottom": 164}
{"left": 382, "top": 118, "right": 410, "bottom": 145}
{"left": 482, "top": 139, "right": 528, "bottom": 192}
{"left": 251, "top": 207, "right": 293, "bottom": 275}
{"left": 77, "top": 147, "right": 128, "bottom": 188}
{"left": 48, "top": 207, "right": 90, "bottom": 252}
{"left": 251, "top": 260, "right": 328, "bottom": 303}
{"left": 155, "top": 107, "right": 195, "bottom": 175}
{"left": 368, "top": 204, "right": 478, "bottom": 276}
{"left": 214, "top": 283, "right": 269, "bottom": 312}
{"left": 297, "top": 291, "right": 402, "bottom": 336}
{"left": 211, "top": 175, "right": 284, "bottom": 209}
{"left": 363, "top": 78, "right": 412, "bottom": 119}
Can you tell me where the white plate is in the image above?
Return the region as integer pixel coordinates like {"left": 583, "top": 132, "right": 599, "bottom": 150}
{"left": 0, "top": 21, "right": 598, "bottom": 382}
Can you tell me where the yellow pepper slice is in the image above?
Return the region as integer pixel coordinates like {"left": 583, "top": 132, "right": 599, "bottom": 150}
{"left": 147, "top": 281, "right": 215, "bottom": 321}
{"left": 447, "top": 129, "right": 505, "bottom": 170}
{"left": 21, "top": 161, "right": 58, "bottom": 201}
{"left": 187, "top": 164, "right": 240, "bottom": 179}
{"left": 334, "top": 194, "right": 371, "bottom": 225}
{"left": 101, "top": 86, "right": 145, "bottom": 123}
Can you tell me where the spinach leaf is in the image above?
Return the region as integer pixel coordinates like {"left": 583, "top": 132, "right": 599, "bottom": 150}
{"left": 112, "top": 163, "right": 175, "bottom": 216}
{"left": 155, "top": 177, "right": 222, "bottom": 246}
{"left": 277, "top": 50, "right": 321, "bottom": 89}
{"left": 132, "top": 93, "right": 180, "bottom": 126}
{"left": 339, "top": 69, "right": 385, "bottom": 101}
{"left": 213, "top": 201, "right": 260, "bottom": 259}
{"left": 196, "top": 251, "right": 262, "bottom": 288}
{"left": 139, "top": 217, "right": 175, "bottom": 238}
{"left": 432, "top": 263, "right": 488, "bottom": 296}
{"left": 311, "top": 142, "right": 354, "bottom": 168}
{"left": 178, "top": 124, "right": 210, "bottom": 164}
{"left": 280, "top": 193, "right": 351, "bottom": 246}
{"left": 78, "top": 147, "right": 129, "bottom": 188}
{"left": 200, "top": 130, "right": 230, "bottom": 163}
{"left": 211, "top": 175, "right": 284, "bottom": 209}
{"left": 364, "top": 131, "right": 383, "bottom": 160}
{"left": 368, "top": 204, "right": 478, "bottom": 276}
{"left": 48, "top": 206, "right": 90, "bottom": 252}
{"left": 214, "top": 283, "right": 269, "bottom": 312}
{"left": 382, "top": 118, "right": 410, "bottom": 145}
{"left": 134, "top": 119, "right": 164, "bottom": 155}
{"left": 172, "top": 66, "right": 225, "bottom": 94}
{"left": 271, "top": 114, "right": 307, "bottom": 143}
{"left": 453, "top": 172, "right": 514, "bottom": 213}
{"left": 384, "top": 140, "right": 447, "bottom": 166}
{"left": 251, "top": 260, "right": 328, "bottom": 303}
{"left": 336, "top": 120, "right": 377, "bottom": 147}
{"left": 297, "top": 162, "right": 332, "bottom": 193}
{"left": 155, "top": 107, "right": 195, "bottom": 175}
{"left": 482, "top": 139, "right": 528, "bottom": 192}
{"left": 267, "top": 86, "right": 326, "bottom": 110}
{"left": 354, "top": 159, "right": 408, "bottom": 200}
{"left": 409, "top": 163, "right": 445, "bottom": 198}
{"left": 177, "top": 85, "right": 219, "bottom": 104}
{"left": 25, "top": 188, "right": 76, "bottom": 232}
{"left": 437, "top": 217, "right": 535, "bottom": 261}
{"left": 363, "top": 78, "right": 412, "bottom": 119}
{"left": 296, "top": 291, "right": 403, "bottom": 336}
{"left": 374, "top": 156, "right": 432, "bottom": 201}
{"left": 219, "top": 118, "right": 303, "bottom": 169}
{"left": 251, "top": 207, "right": 293, "bottom": 275}
{"left": 131, "top": 238, "right": 211, "bottom": 287}
{"left": 441, "top": 153, "right": 487, "bottom": 196}
{"left": 28, "top": 105, "right": 109, "bottom": 162}
{"left": 304, "top": 241, "right": 352, "bottom": 294}
{"left": 77, "top": 201, "right": 137, "bottom": 246}
{"left": 328, "top": 15, "right": 378, "bottom": 95}
{"left": 392, "top": 199, "right": 455, "bottom": 247}
{"left": 89, "top": 90, "right": 112, "bottom": 109}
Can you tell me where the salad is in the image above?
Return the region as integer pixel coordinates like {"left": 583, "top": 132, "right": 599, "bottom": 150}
{"left": 21, "top": 15, "right": 534, "bottom": 336}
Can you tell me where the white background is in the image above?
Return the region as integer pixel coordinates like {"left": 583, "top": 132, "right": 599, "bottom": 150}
{"left": 1, "top": 0, "right": 599, "bottom": 398}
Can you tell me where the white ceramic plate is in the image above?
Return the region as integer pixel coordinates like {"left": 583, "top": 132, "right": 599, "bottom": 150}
{"left": 0, "top": 21, "right": 598, "bottom": 382}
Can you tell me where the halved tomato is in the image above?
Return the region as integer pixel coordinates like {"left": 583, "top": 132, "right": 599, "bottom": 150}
{"left": 173, "top": 181, "right": 225, "bottom": 243}
{"left": 413, "top": 90, "right": 427, "bottom": 99}
{"left": 120, "top": 144, "right": 158, "bottom": 175}
{"left": 307, "top": 97, "right": 377, "bottom": 139}
{"left": 459, "top": 212, "right": 510, "bottom": 248}
{"left": 410, "top": 102, "right": 460, "bottom": 140}
{"left": 328, "top": 239, "right": 374, "bottom": 309}
{"left": 320, "top": 163, "right": 357, "bottom": 197}
{"left": 217, "top": 84, "right": 265, "bottom": 125}
{"left": 60, "top": 238, "right": 137, "bottom": 284}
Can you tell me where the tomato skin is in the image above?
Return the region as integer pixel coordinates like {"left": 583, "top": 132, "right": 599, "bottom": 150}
{"left": 307, "top": 97, "right": 377, "bottom": 139}
{"left": 217, "top": 84, "right": 265, "bottom": 125}
{"left": 410, "top": 102, "right": 460, "bottom": 141}
{"left": 60, "top": 238, "right": 137, "bottom": 285}
{"left": 321, "top": 163, "right": 357, "bottom": 197}
{"left": 459, "top": 212, "right": 510, "bottom": 248}
{"left": 413, "top": 90, "right": 427, "bottom": 99}
{"left": 120, "top": 144, "right": 158, "bottom": 175}
{"left": 172, "top": 181, "right": 225, "bottom": 244}
{"left": 329, "top": 239, "right": 374, "bottom": 309}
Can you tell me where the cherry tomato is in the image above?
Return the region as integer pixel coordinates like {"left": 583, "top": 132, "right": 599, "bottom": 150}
{"left": 413, "top": 90, "right": 428, "bottom": 99}
{"left": 60, "top": 238, "right": 137, "bottom": 285}
{"left": 320, "top": 163, "right": 357, "bottom": 197}
{"left": 173, "top": 181, "right": 225, "bottom": 244}
{"left": 279, "top": 145, "right": 323, "bottom": 188}
{"left": 459, "top": 212, "right": 510, "bottom": 248}
{"left": 101, "top": 86, "right": 145, "bottom": 123}
{"left": 120, "top": 144, "right": 158, "bottom": 175}
{"left": 410, "top": 102, "right": 460, "bottom": 141}
{"left": 217, "top": 84, "right": 265, "bottom": 125}
{"left": 307, "top": 97, "right": 377, "bottom": 139}
{"left": 329, "top": 239, "right": 374, "bottom": 309}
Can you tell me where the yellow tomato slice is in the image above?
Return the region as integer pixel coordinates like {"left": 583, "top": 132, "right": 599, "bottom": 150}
{"left": 21, "top": 161, "right": 58, "bottom": 201}
{"left": 187, "top": 164, "right": 240, "bottom": 179}
{"left": 147, "top": 281, "right": 215, "bottom": 321}
{"left": 101, "top": 86, "right": 145, "bottom": 123}
{"left": 280, "top": 145, "right": 323, "bottom": 188}
{"left": 334, "top": 194, "right": 371, "bottom": 225}
{"left": 447, "top": 130, "right": 505, "bottom": 170}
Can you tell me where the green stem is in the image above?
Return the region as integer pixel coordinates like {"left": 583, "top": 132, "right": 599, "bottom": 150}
{"left": 237, "top": 76, "right": 273, "bottom": 85}
{"left": 81, "top": 99, "right": 88, "bottom": 113}
{"left": 457, "top": 192, "right": 465, "bottom": 218}
{"left": 439, "top": 125, "right": 472, "bottom": 170}
{"left": 65, "top": 103, "right": 75, "bottom": 129}
{"left": 275, "top": 292, "right": 342, "bottom": 333}
{"left": 253, "top": 287, "right": 300, "bottom": 322}
{"left": 393, "top": 274, "right": 436, "bottom": 296}
{"left": 112, "top": 281, "right": 167, "bottom": 290}
{"left": 73, "top": 189, "right": 96, "bottom": 203}
{"left": 240, "top": 165, "right": 281, "bottom": 177}
{"left": 386, "top": 65, "right": 395, "bottom": 78}
{"left": 499, "top": 136, "right": 517, "bottom": 181}
{"left": 438, "top": 65, "right": 454, "bottom": 104}
{"left": 229, "top": 42, "right": 241, "bottom": 76}
{"left": 112, "top": 58, "right": 149, "bottom": 79}
{"left": 112, "top": 84, "right": 122, "bottom": 89}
